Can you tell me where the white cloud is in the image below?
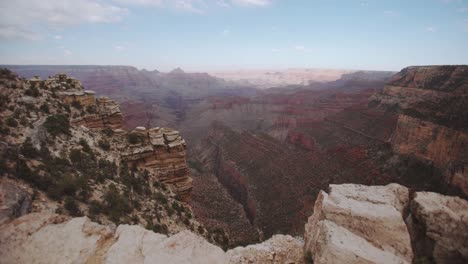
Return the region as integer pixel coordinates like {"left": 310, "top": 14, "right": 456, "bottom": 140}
{"left": 114, "top": 45, "right": 126, "bottom": 51}
{"left": 231, "top": 0, "right": 271, "bottom": 6}
{"left": 271, "top": 48, "right": 280, "bottom": 52}
{"left": 425, "top": 26, "right": 437, "bottom": 32}
{"left": 0, "top": 26, "right": 41, "bottom": 40}
{"left": 112, "top": 0, "right": 163, "bottom": 6}
{"left": 54, "top": 35, "right": 63, "bottom": 40}
{"left": 63, "top": 49, "right": 72, "bottom": 56}
{"left": 0, "top": 0, "right": 272, "bottom": 40}
{"left": 216, "top": 0, "right": 230, "bottom": 7}
{"left": 293, "top": 45, "right": 312, "bottom": 53}
{"left": 0, "top": 0, "right": 128, "bottom": 40}
{"left": 174, "top": 0, "right": 204, "bottom": 13}
{"left": 221, "top": 29, "right": 230, "bottom": 36}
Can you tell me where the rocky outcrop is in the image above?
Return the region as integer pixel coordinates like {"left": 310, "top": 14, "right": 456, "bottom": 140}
{"left": 0, "top": 213, "right": 114, "bottom": 264}
{"left": 304, "top": 183, "right": 413, "bottom": 264}
{"left": 0, "top": 178, "right": 32, "bottom": 225}
{"left": 1, "top": 183, "right": 467, "bottom": 264}
{"left": 406, "top": 192, "right": 468, "bottom": 264}
{"left": 369, "top": 66, "right": 468, "bottom": 196}
{"left": 45, "top": 74, "right": 124, "bottom": 130}
{"left": 392, "top": 115, "right": 468, "bottom": 195}
{"left": 227, "top": 235, "right": 304, "bottom": 264}
{"left": 0, "top": 212, "right": 304, "bottom": 264}
{"left": 119, "top": 127, "right": 192, "bottom": 200}
{"left": 387, "top": 66, "right": 468, "bottom": 92}
{"left": 71, "top": 96, "right": 124, "bottom": 130}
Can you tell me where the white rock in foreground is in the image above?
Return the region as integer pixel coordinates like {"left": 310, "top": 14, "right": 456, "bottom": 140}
{"left": 304, "top": 183, "right": 413, "bottom": 264}
{"left": 407, "top": 191, "right": 468, "bottom": 264}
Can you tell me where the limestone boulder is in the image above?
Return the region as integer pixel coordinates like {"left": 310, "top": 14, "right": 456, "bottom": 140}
{"left": 0, "top": 213, "right": 114, "bottom": 264}
{"left": 227, "top": 234, "right": 304, "bottom": 264}
{"left": 104, "top": 226, "right": 226, "bottom": 264}
{"left": 407, "top": 191, "right": 468, "bottom": 264}
{"left": 304, "top": 183, "right": 413, "bottom": 264}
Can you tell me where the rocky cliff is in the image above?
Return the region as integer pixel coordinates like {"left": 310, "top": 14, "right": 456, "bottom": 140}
{"left": 370, "top": 66, "right": 468, "bottom": 196}
{"left": 1, "top": 182, "right": 466, "bottom": 264}
{"left": 0, "top": 70, "right": 201, "bottom": 243}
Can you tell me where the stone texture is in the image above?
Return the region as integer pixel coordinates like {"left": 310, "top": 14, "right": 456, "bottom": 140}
{"left": 0, "top": 178, "right": 32, "bottom": 225}
{"left": 0, "top": 213, "right": 225, "bottom": 264}
{"left": 119, "top": 127, "right": 192, "bottom": 200}
{"left": 304, "top": 183, "right": 413, "bottom": 264}
{"left": 387, "top": 66, "right": 468, "bottom": 92}
{"left": 407, "top": 191, "right": 468, "bottom": 264}
{"left": 392, "top": 115, "right": 468, "bottom": 195}
{"left": 104, "top": 227, "right": 225, "bottom": 264}
{"left": 0, "top": 213, "right": 114, "bottom": 264}
{"left": 226, "top": 234, "right": 304, "bottom": 264}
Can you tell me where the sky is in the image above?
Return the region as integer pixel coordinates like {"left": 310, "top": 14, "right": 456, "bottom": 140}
{"left": 0, "top": 0, "right": 467, "bottom": 71}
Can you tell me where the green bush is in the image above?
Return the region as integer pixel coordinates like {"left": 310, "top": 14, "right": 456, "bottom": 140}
{"left": 127, "top": 133, "right": 143, "bottom": 144}
{"left": 197, "top": 225, "right": 205, "bottom": 234}
{"left": 40, "top": 104, "right": 49, "bottom": 113}
{"left": 98, "top": 139, "right": 110, "bottom": 151}
{"left": 6, "top": 117, "right": 17, "bottom": 127}
{"left": 86, "top": 105, "right": 96, "bottom": 114}
{"left": 154, "top": 191, "right": 168, "bottom": 204}
{"left": 64, "top": 196, "right": 81, "bottom": 216}
{"left": 79, "top": 138, "right": 92, "bottom": 153}
{"left": 25, "top": 86, "right": 40, "bottom": 97}
{"left": 71, "top": 100, "right": 82, "bottom": 109}
{"left": 20, "top": 137, "right": 38, "bottom": 158}
{"left": 44, "top": 114, "right": 70, "bottom": 137}
{"left": 0, "top": 159, "right": 8, "bottom": 175}
{"left": 102, "top": 127, "right": 114, "bottom": 137}
{"left": 89, "top": 200, "right": 103, "bottom": 215}
{"left": 104, "top": 184, "right": 132, "bottom": 223}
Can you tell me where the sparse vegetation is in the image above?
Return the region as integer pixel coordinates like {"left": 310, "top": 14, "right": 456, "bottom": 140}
{"left": 25, "top": 86, "right": 40, "bottom": 97}
{"left": 44, "top": 114, "right": 70, "bottom": 137}
{"left": 71, "top": 100, "right": 82, "bottom": 109}
{"left": 127, "top": 133, "right": 143, "bottom": 144}
{"left": 20, "top": 137, "right": 38, "bottom": 158}
{"left": 6, "top": 117, "right": 17, "bottom": 127}
{"left": 98, "top": 139, "right": 110, "bottom": 150}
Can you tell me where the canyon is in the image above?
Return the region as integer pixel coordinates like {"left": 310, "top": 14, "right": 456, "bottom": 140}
{"left": 1, "top": 65, "right": 467, "bottom": 263}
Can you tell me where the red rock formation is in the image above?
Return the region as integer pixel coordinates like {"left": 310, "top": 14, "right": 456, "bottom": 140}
{"left": 119, "top": 127, "right": 192, "bottom": 201}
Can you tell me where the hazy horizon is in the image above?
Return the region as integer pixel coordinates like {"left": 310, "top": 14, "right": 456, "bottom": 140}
{"left": 1, "top": 0, "right": 467, "bottom": 71}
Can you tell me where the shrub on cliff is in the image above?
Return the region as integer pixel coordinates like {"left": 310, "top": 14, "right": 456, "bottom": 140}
{"left": 98, "top": 139, "right": 110, "bottom": 151}
{"left": 20, "top": 137, "right": 38, "bottom": 158}
{"left": 25, "top": 86, "right": 40, "bottom": 97}
{"left": 71, "top": 100, "right": 82, "bottom": 109}
{"left": 104, "top": 184, "right": 132, "bottom": 223}
{"left": 39, "top": 104, "right": 49, "bottom": 114}
{"left": 6, "top": 117, "right": 17, "bottom": 127}
{"left": 44, "top": 114, "right": 70, "bottom": 137}
{"left": 64, "top": 196, "right": 81, "bottom": 216}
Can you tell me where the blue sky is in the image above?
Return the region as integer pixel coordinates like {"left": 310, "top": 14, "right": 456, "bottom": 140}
{"left": 0, "top": 0, "right": 467, "bottom": 71}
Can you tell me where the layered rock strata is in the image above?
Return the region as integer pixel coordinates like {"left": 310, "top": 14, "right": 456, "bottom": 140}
{"left": 119, "top": 127, "right": 192, "bottom": 200}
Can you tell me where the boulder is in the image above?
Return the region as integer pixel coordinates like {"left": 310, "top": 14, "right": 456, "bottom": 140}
{"left": 406, "top": 191, "right": 468, "bottom": 264}
{"left": 304, "top": 183, "right": 413, "bottom": 264}
{"left": 0, "top": 213, "right": 225, "bottom": 264}
{"left": 0, "top": 213, "right": 114, "bottom": 264}
{"left": 0, "top": 178, "right": 32, "bottom": 225}
{"left": 227, "top": 234, "right": 304, "bottom": 264}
